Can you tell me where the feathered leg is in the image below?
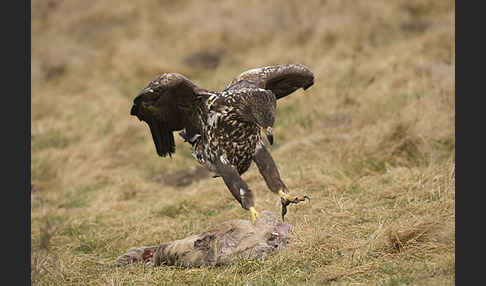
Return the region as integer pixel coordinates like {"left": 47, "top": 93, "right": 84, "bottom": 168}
{"left": 253, "top": 144, "right": 309, "bottom": 220}
{"left": 214, "top": 159, "right": 259, "bottom": 223}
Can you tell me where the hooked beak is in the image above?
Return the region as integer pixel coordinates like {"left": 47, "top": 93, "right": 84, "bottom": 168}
{"left": 265, "top": 127, "right": 274, "bottom": 145}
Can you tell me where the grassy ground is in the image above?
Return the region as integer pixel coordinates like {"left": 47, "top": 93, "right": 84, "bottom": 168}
{"left": 31, "top": 0, "right": 455, "bottom": 285}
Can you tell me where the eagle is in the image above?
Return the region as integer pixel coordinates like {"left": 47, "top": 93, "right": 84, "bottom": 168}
{"left": 130, "top": 64, "right": 314, "bottom": 223}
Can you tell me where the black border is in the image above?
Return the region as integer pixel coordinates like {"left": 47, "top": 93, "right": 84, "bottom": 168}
{"left": 27, "top": 0, "right": 31, "bottom": 284}
{"left": 1, "top": 0, "right": 29, "bottom": 284}
{"left": 4, "top": 0, "right": 31, "bottom": 284}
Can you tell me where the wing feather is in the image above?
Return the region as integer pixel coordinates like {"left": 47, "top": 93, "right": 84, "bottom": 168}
{"left": 227, "top": 64, "right": 314, "bottom": 99}
{"left": 130, "top": 73, "right": 208, "bottom": 157}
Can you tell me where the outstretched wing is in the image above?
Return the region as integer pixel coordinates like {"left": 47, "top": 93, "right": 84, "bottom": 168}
{"left": 226, "top": 64, "right": 314, "bottom": 99}
{"left": 130, "top": 73, "right": 209, "bottom": 157}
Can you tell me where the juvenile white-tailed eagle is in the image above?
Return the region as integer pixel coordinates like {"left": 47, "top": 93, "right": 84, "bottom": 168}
{"left": 130, "top": 64, "right": 314, "bottom": 223}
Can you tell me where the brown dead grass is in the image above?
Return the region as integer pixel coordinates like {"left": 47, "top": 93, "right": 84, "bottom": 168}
{"left": 31, "top": 0, "right": 454, "bottom": 285}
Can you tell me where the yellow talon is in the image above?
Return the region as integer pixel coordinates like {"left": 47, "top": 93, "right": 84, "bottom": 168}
{"left": 278, "top": 189, "right": 310, "bottom": 221}
{"left": 279, "top": 190, "right": 297, "bottom": 202}
{"left": 249, "top": 207, "right": 259, "bottom": 224}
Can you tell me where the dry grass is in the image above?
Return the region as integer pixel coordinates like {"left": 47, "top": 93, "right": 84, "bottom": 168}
{"left": 31, "top": 0, "right": 454, "bottom": 285}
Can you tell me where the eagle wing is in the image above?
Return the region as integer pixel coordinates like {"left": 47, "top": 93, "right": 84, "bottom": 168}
{"left": 130, "top": 73, "right": 209, "bottom": 157}
{"left": 226, "top": 64, "right": 314, "bottom": 99}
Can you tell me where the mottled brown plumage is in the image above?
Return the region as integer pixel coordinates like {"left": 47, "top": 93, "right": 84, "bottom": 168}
{"left": 130, "top": 64, "right": 314, "bottom": 221}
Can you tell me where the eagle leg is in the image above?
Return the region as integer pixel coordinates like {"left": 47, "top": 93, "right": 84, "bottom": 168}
{"left": 253, "top": 143, "right": 310, "bottom": 221}
{"left": 214, "top": 159, "right": 259, "bottom": 223}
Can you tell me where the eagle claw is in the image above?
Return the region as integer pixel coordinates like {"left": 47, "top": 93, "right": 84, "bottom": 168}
{"left": 280, "top": 195, "right": 310, "bottom": 221}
